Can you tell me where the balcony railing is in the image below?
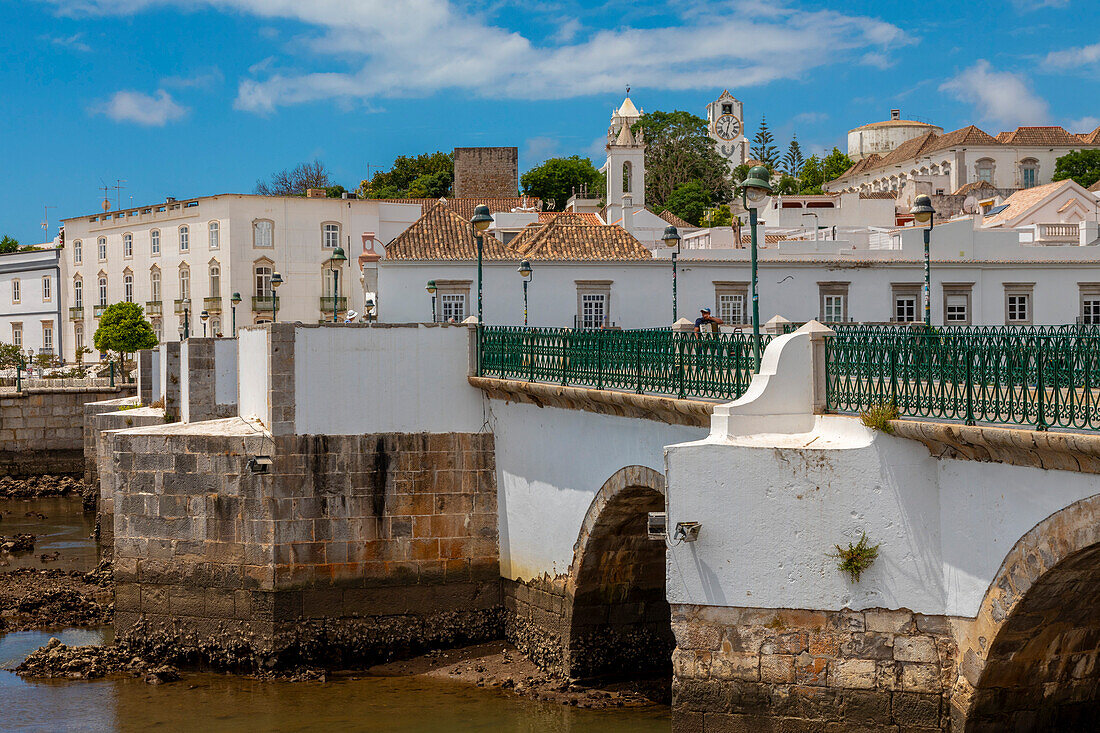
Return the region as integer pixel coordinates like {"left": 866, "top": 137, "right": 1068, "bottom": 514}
{"left": 1036, "top": 222, "right": 1079, "bottom": 243}
{"left": 252, "top": 295, "right": 279, "bottom": 311}
{"left": 93, "top": 304, "right": 107, "bottom": 318}
{"left": 174, "top": 299, "right": 192, "bottom": 314}
{"left": 69, "top": 306, "right": 83, "bottom": 320}
{"left": 319, "top": 296, "right": 347, "bottom": 312}
{"left": 203, "top": 296, "right": 223, "bottom": 313}
{"left": 145, "top": 301, "right": 162, "bottom": 316}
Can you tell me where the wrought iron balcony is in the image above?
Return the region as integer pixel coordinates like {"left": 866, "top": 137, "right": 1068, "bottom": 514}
{"left": 145, "top": 301, "right": 162, "bottom": 316}
{"left": 319, "top": 296, "right": 347, "bottom": 312}
{"left": 174, "top": 299, "right": 193, "bottom": 314}
{"left": 69, "top": 306, "right": 83, "bottom": 320}
{"left": 203, "top": 296, "right": 223, "bottom": 313}
{"left": 252, "top": 295, "right": 279, "bottom": 311}
{"left": 93, "top": 304, "right": 107, "bottom": 318}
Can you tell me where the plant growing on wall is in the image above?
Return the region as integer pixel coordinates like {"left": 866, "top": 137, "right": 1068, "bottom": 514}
{"left": 830, "top": 532, "right": 880, "bottom": 582}
{"left": 860, "top": 402, "right": 899, "bottom": 433}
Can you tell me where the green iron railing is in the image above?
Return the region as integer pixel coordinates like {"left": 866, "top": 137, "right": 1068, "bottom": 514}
{"left": 825, "top": 325, "right": 1100, "bottom": 431}
{"left": 479, "top": 326, "right": 771, "bottom": 401}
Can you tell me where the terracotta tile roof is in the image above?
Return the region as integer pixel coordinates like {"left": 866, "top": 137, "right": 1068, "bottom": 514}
{"left": 995, "top": 126, "right": 1086, "bottom": 146}
{"left": 371, "top": 196, "right": 542, "bottom": 219}
{"left": 538, "top": 211, "right": 603, "bottom": 225}
{"left": 512, "top": 217, "right": 652, "bottom": 261}
{"left": 859, "top": 191, "right": 897, "bottom": 199}
{"left": 384, "top": 199, "right": 516, "bottom": 260}
{"left": 1090, "top": 179, "right": 1100, "bottom": 193}
{"left": 656, "top": 209, "right": 695, "bottom": 229}
{"left": 953, "top": 180, "right": 998, "bottom": 196}
{"left": 927, "top": 125, "right": 1001, "bottom": 152}
{"left": 1079, "top": 125, "right": 1100, "bottom": 145}
{"left": 740, "top": 234, "right": 790, "bottom": 244}
{"left": 983, "top": 180, "right": 1074, "bottom": 226}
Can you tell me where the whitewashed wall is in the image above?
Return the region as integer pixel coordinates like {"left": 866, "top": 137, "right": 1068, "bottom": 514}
{"left": 236, "top": 327, "right": 268, "bottom": 423}
{"left": 214, "top": 337, "right": 237, "bottom": 406}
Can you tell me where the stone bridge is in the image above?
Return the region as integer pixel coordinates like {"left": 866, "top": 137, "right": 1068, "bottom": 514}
{"left": 85, "top": 322, "right": 1100, "bottom": 731}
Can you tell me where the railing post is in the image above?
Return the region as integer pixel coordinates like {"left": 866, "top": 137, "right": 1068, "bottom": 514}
{"left": 16, "top": 363, "right": 21, "bottom": 392}
{"left": 965, "top": 342, "right": 975, "bottom": 425}
{"left": 560, "top": 331, "right": 569, "bottom": 386}
{"left": 676, "top": 332, "right": 685, "bottom": 399}
{"left": 596, "top": 332, "right": 604, "bottom": 391}
{"left": 109, "top": 360, "right": 115, "bottom": 388}
{"left": 889, "top": 345, "right": 898, "bottom": 408}
{"left": 1036, "top": 338, "right": 1047, "bottom": 431}
{"left": 806, "top": 321, "right": 835, "bottom": 414}
{"left": 634, "top": 333, "right": 643, "bottom": 394}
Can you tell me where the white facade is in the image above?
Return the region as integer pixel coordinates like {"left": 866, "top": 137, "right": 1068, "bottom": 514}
{"left": 60, "top": 194, "right": 421, "bottom": 362}
{"left": 706, "top": 89, "right": 748, "bottom": 171}
{"left": 603, "top": 96, "right": 646, "bottom": 227}
{"left": 745, "top": 191, "right": 897, "bottom": 230}
{"left": 847, "top": 110, "right": 943, "bottom": 162}
{"left": 377, "top": 219, "right": 1100, "bottom": 328}
{"left": 0, "top": 247, "right": 62, "bottom": 359}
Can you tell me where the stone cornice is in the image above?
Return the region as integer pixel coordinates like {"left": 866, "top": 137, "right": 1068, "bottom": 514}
{"left": 889, "top": 420, "right": 1100, "bottom": 474}
{"left": 468, "top": 376, "right": 715, "bottom": 427}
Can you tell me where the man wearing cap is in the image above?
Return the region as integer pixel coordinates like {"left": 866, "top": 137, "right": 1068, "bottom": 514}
{"left": 694, "top": 307, "right": 723, "bottom": 334}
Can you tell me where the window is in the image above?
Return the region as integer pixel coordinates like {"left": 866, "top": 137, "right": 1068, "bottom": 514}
{"left": 441, "top": 294, "right": 466, "bottom": 322}
{"left": 98, "top": 237, "right": 107, "bottom": 261}
{"left": 1081, "top": 284, "right": 1100, "bottom": 325}
{"left": 714, "top": 281, "right": 748, "bottom": 324}
{"left": 721, "top": 103, "right": 733, "bottom": 115}
{"left": 622, "top": 161, "right": 632, "bottom": 194}
{"left": 73, "top": 279, "right": 82, "bottom": 308}
{"left": 151, "top": 269, "right": 161, "bottom": 302}
{"left": 818, "top": 282, "right": 849, "bottom": 323}
{"left": 322, "top": 223, "right": 340, "bottom": 249}
{"left": 123, "top": 233, "right": 133, "bottom": 258}
{"left": 12, "top": 323, "right": 22, "bottom": 348}
{"left": 1004, "top": 283, "right": 1034, "bottom": 325}
{"left": 891, "top": 283, "right": 921, "bottom": 323}
{"left": 98, "top": 277, "right": 108, "bottom": 306}
{"left": 11, "top": 278, "right": 19, "bottom": 304}
{"left": 255, "top": 265, "right": 272, "bottom": 297}
{"left": 73, "top": 240, "right": 82, "bottom": 264}
{"left": 210, "top": 316, "right": 221, "bottom": 337}
{"left": 152, "top": 319, "right": 162, "bottom": 341}
{"left": 74, "top": 323, "right": 84, "bottom": 351}
{"left": 208, "top": 221, "right": 220, "bottom": 249}
{"left": 42, "top": 323, "right": 53, "bottom": 352}
{"left": 254, "top": 220, "right": 274, "bottom": 248}
{"left": 942, "top": 284, "right": 973, "bottom": 325}
{"left": 1020, "top": 158, "right": 1039, "bottom": 189}
{"left": 209, "top": 263, "right": 220, "bottom": 297}
{"left": 179, "top": 225, "right": 189, "bottom": 252}
{"left": 576, "top": 281, "right": 612, "bottom": 329}
{"left": 975, "top": 158, "right": 994, "bottom": 184}
{"left": 124, "top": 273, "right": 134, "bottom": 303}
{"left": 42, "top": 275, "right": 51, "bottom": 302}
{"left": 151, "top": 229, "right": 161, "bottom": 255}
{"left": 179, "top": 267, "right": 190, "bottom": 301}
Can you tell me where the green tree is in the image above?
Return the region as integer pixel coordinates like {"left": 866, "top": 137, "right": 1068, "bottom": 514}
{"left": 359, "top": 152, "right": 454, "bottom": 199}
{"left": 703, "top": 204, "right": 733, "bottom": 227}
{"left": 406, "top": 171, "right": 457, "bottom": 199}
{"left": 821, "top": 147, "right": 855, "bottom": 183}
{"left": 782, "top": 135, "right": 805, "bottom": 177}
{"left": 255, "top": 160, "right": 331, "bottom": 196}
{"left": 93, "top": 302, "right": 158, "bottom": 376}
{"left": 0, "top": 235, "right": 19, "bottom": 254}
{"left": 773, "top": 175, "right": 801, "bottom": 195}
{"left": 1053, "top": 149, "right": 1100, "bottom": 189}
{"left": 520, "top": 156, "right": 604, "bottom": 211}
{"left": 660, "top": 180, "right": 713, "bottom": 226}
{"left": 750, "top": 116, "right": 779, "bottom": 168}
{"left": 798, "top": 155, "right": 825, "bottom": 194}
{"left": 632, "top": 110, "right": 730, "bottom": 209}
{"left": 0, "top": 342, "right": 26, "bottom": 369}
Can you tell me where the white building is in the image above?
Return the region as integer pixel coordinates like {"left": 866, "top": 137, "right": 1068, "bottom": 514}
{"left": 0, "top": 247, "right": 62, "bottom": 359}
{"left": 847, "top": 109, "right": 943, "bottom": 162}
{"left": 706, "top": 90, "right": 749, "bottom": 172}
{"left": 59, "top": 193, "right": 423, "bottom": 362}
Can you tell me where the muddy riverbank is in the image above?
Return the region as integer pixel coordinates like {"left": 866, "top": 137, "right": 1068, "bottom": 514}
{"left": 0, "top": 564, "right": 113, "bottom": 633}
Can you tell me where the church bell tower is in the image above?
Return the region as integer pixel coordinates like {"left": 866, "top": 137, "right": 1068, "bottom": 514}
{"left": 604, "top": 94, "right": 646, "bottom": 219}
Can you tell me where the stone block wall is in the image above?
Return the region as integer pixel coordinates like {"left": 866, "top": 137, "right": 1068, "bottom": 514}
{"left": 0, "top": 386, "right": 131, "bottom": 477}
{"left": 453, "top": 147, "right": 518, "bottom": 198}
{"left": 180, "top": 338, "right": 237, "bottom": 423}
{"left": 503, "top": 577, "right": 570, "bottom": 673}
{"left": 84, "top": 396, "right": 140, "bottom": 484}
{"left": 671, "top": 604, "right": 957, "bottom": 732}
{"left": 110, "top": 424, "right": 501, "bottom": 668}
{"left": 158, "top": 342, "right": 181, "bottom": 422}
{"left": 92, "top": 406, "right": 166, "bottom": 549}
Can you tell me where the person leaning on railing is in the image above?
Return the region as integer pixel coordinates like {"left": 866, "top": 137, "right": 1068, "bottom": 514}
{"left": 694, "top": 307, "right": 723, "bottom": 334}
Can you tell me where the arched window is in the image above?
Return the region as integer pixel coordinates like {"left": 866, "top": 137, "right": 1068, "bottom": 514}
{"left": 255, "top": 264, "right": 272, "bottom": 297}
{"left": 1020, "top": 158, "right": 1039, "bottom": 189}
{"left": 208, "top": 221, "right": 220, "bottom": 249}
{"left": 210, "top": 316, "right": 221, "bottom": 337}
{"left": 97, "top": 237, "right": 107, "bottom": 261}
{"left": 123, "top": 272, "right": 134, "bottom": 303}
{"left": 253, "top": 219, "right": 274, "bottom": 248}
{"left": 623, "top": 161, "right": 632, "bottom": 194}
{"left": 98, "top": 276, "right": 108, "bottom": 306}
{"left": 151, "top": 229, "right": 161, "bottom": 255}
{"left": 976, "top": 158, "right": 995, "bottom": 184}
{"left": 73, "top": 278, "right": 83, "bottom": 308}
{"left": 209, "top": 262, "right": 221, "bottom": 296}
{"left": 152, "top": 319, "right": 162, "bottom": 341}
{"left": 150, "top": 267, "right": 161, "bottom": 302}
{"left": 123, "top": 232, "right": 133, "bottom": 258}
{"left": 179, "top": 266, "right": 190, "bottom": 301}
{"left": 322, "top": 222, "right": 340, "bottom": 249}
{"left": 73, "top": 240, "right": 82, "bottom": 265}
{"left": 74, "top": 323, "right": 84, "bottom": 351}
{"left": 179, "top": 225, "right": 190, "bottom": 252}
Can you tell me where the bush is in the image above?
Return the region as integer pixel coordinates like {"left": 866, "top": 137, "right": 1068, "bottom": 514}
{"left": 860, "top": 402, "right": 899, "bottom": 433}
{"left": 830, "top": 532, "right": 880, "bottom": 583}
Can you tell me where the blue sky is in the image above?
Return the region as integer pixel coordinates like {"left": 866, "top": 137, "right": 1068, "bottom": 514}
{"left": 2, "top": 0, "right": 1098, "bottom": 243}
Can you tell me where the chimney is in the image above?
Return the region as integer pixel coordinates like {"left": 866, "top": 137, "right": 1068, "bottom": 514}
{"left": 891, "top": 109, "right": 901, "bottom": 121}
{"left": 621, "top": 194, "right": 634, "bottom": 231}
{"left": 306, "top": 188, "right": 328, "bottom": 198}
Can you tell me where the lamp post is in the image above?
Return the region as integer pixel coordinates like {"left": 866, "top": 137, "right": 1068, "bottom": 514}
{"left": 182, "top": 298, "right": 191, "bottom": 340}
{"left": 517, "top": 260, "right": 532, "bottom": 326}
{"left": 329, "top": 246, "right": 347, "bottom": 323}
{"left": 230, "top": 292, "right": 241, "bottom": 336}
{"left": 662, "top": 226, "right": 682, "bottom": 321}
{"left": 741, "top": 165, "right": 773, "bottom": 370}
{"left": 471, "top": 205, "right": 493, "bottom": 324}
{"left": 426, "top": 280, "right": 437, "bottom": 323}
{"left": 200, "top": 309, "right": 209, "bottom": 338}
{"left": 270, "top": 271, "right": 283, "bottom": 323}
{"left": 910, "top": 194, "right": 936, "bottom": 327}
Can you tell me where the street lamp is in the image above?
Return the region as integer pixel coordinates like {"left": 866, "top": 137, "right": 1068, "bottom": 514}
{"left": 741, "top": 165, "right": 773, "bottom": 370}
{"left": 910, "top": 194, "right": 936, "bottom": 327}
{"left": 517, "top": 260, "right": 533, "bottom": 326}
{"left": 230, "top": 292, "right": 241, "bottom": 336}
{"left": 200, "top": 309, "right": 209, "bottom": 338}
{"left": 270, "top": 271, "right": 283, "bottom": 323}
{"left": 662, "top": 226, "right": 682, "bottom": 321}
{"left": 329, "top": 246, "right": 347, "bottom": 323}
{"left": 182, "top": 298, "right": 191, "bottom": 340}
{"left": 426, "top": 280, "right": 437, "bottom": 323}
{"left": 471, "top": 204, "right": 493, "bottom": 325}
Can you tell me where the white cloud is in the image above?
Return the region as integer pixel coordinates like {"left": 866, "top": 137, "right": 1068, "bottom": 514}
{"left": 1010, "top": 0, "right": 1069, "bottom": 9}
{"left": 93, "top": 89, "right": 188, "bottom": 126}
{"left": 858, "top": 52, "right": 894, "bottom": 70}
{"left": 939, "top": 60, "right": 1050, "bottom": 127}
{"left": 1044, "top": 42, "right": 1100, "bottom": 70}
{"left": 1069, "top": 116, "right": 1100, "bottom": 132}
{"left": 792, "top": 112, "right": 828, "bottom": 124}
{"left": 161, "top": 67, "right": 224, "bottom": 89}
{"left": 43, "top": 32, "right": 91, "bottom": 52}
{"left": 36, "top": 0, "right": 912, "bottom": 112}
{"left": 522, "top": 136, "right": 559, "bottom": 165}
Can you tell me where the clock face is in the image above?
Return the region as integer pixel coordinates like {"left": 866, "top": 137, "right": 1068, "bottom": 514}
{"left": 714, "top": 114, "right": 741, "bottom": 141}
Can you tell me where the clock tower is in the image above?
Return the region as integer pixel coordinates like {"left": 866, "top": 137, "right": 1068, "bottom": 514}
{"left": 707, "top": 90, "right": 747, "bottom": 172}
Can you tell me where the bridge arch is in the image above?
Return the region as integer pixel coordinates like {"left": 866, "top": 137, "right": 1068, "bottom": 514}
{"left": 563, "top": 465, "right": 672, "bottom": 679}
{"left": 958, "top": 493, "right": 1100, "bottom": 730}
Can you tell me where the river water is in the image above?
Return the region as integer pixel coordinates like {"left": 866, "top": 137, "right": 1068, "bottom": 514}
{"left": 0, "top": 498, "right": 671, "bottom": 733}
